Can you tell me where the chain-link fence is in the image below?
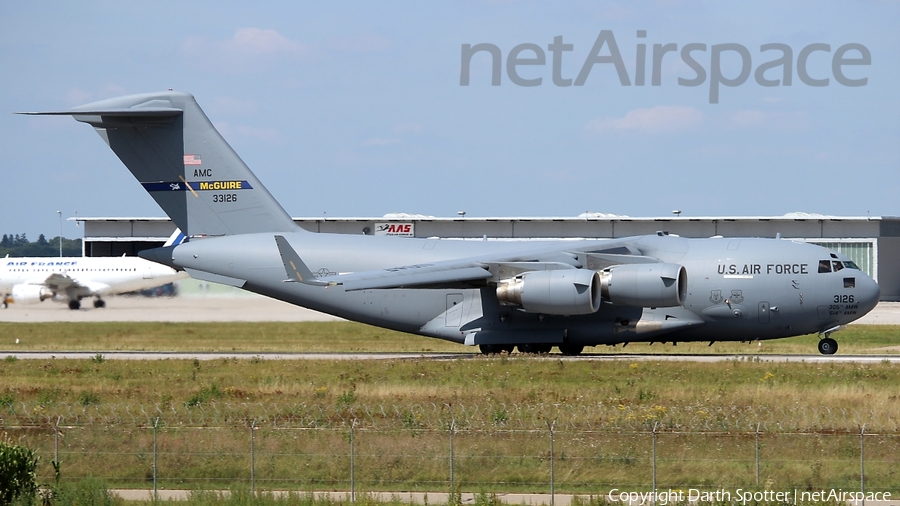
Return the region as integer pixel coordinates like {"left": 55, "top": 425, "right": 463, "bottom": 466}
{"left": 3, "top": 403, "right": 899, "bottom": 498}
{"left": 5, "top": 400, "right": 900, "bottom": 432}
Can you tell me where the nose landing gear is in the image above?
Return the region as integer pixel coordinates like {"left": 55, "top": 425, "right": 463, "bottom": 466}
{"left": 817, "top": 337, "right": 838, "bottom": 355}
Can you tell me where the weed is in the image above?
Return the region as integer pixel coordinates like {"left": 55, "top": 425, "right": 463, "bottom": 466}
{"left": 5, "top": 355, "right": 18, "bottom": 363}
{"left": 36, "top": 388, "right": 60, "bottom": 407}
{"left": 491, "top": 408, "right": 508, "bottom": 426}
{"left": 78, "top": 390, "right": 101, "bottom": 406}
{"left": 185, "top": 383, "right": 224, "bottom": 407}
{"left": 0, "top": 392, "right": 13, "bottom": 411}
{"left": 337, "top": 390, "right": 356, "bottom": 408}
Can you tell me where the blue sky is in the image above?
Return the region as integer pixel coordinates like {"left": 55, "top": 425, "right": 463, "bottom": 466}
{"left": 1, "top": 1, "right": 898, "bottom": 239}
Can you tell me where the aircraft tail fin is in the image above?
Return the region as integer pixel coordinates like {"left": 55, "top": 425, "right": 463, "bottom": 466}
{"left": 22, "top": 91, "right": 300, "bottom": 237}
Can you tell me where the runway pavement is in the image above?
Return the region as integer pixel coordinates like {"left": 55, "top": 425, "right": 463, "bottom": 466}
{"left": 0, "top": 293, "right": 342, "bottom": 322}
{"left": 2, "top": 294, "right": 899, "bottom": 363}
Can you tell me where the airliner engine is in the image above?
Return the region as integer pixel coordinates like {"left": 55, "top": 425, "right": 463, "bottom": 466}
{"left": 11, "top": 284, "right": 54, "bottom": 304}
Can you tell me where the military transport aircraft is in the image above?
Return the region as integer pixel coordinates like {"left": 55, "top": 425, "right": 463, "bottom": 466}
{"left": 22, "top": 91, "right": 880, "bottom": 354}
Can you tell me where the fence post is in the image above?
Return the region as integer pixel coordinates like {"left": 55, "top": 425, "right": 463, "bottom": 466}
{"left": 350, "top": 420, "right": 356, "bottom": 503}
{"left": 153, "top": 417, "right": 159, "bottom": 503}
{"left": 250, "top": 419, "right": 257, "bottom": 494}
{"left": 54, "top": 417, "right": 60, "bottom": 477}
{"left": 652, "top": 422, "right": 658, "bottom": 505}
{"left": 755, "top": 423, "right": 761, "bottom": 487}
{"left": 449, "top": 420, "right": 455, "bottom": 497}
{"left": 548, "top": 421, "right": 556, "bottom": 506}
{"left": 860, "top": 424, "right": 866, "bottom": 506}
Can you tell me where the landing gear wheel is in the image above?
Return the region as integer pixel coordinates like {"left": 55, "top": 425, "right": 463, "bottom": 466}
{"left": 68, "top": 299, "right": 81, "bottom": 310}
{"left": 518, "top": 344, "right": 552, "bottom": 354}
{"left": 558, "top": 344, "right": 584, "bottom": 356}
{"left": 93, "top": 298, "right": 106, "bottom": 309}
{"left": 517, "top": 344, "right": 538, "bottom": 354}
{"left": 818, "top": 337, "right": 838, "bottom": 355}
{"left": 479, "top": 344, "right": 502, "bottom": 355}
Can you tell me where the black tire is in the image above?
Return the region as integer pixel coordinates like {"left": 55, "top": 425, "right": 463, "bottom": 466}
{"left": 817, "top": 337, "right": 838, "bottom": 355}
{"left": 558, "top": 344, "right": 585, "bottom": 356}
{"left": 517, "top": 344, "right": 538, "bottom": 354}
{"left": 68, "top": 299, "right": 81, "bottom": 310}
{"left": 479, "top": 344, "right": 501, "bottom": 355}
{"left": 519, "top": 344, "right": 552, "bottom": 354}
{"left": 93, "top": 299, "right": 106, "bottom": 309}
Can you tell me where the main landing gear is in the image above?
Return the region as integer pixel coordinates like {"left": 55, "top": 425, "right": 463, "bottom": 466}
{"left": 478, "top": 344, "right": 584, "bottom": 356}
{"left": 69, "top": 297, "right": 106, "bottom": 310}
{"left": 478, "top": 344, "right": 515, "bottom": 355}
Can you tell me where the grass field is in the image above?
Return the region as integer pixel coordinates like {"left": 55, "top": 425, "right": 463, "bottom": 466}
{"left": 0, "top": 321, "right": 898, "bottom": 355}
{"left": 1, "top": 322, "right": 899, "bottom": 495}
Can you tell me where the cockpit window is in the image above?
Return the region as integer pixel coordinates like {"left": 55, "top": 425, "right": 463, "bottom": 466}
{"left": 844, "top": 277, "right": 856, "bottom": 288}
{"left": 832, "top": 261, "right": 844, "bottom": 272}
{"left": 818, "top": 260, "right": 831, "bottom": 273}
{"left": 843, "top": 261, "right": 860, "bottom": 270}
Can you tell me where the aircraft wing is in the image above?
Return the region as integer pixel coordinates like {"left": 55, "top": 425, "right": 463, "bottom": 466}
{"left": 275, "top": 235, "right": 491, "bottom": 290}
{"left": 38, "top": 273, "right": 108, "bottom": 296}
{"left": 275, "top": 235, "right": 662, "bottom": 291}
{"left": 318, "top": 264, "right": 494, "bottom": 291}
{"left": 43, "top": 272, "right": 79, "bottom": 291}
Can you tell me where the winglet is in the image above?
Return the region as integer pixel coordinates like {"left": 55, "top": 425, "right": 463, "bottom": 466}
{"left": 274, "top": 235, "right": 329, "bottom": 286}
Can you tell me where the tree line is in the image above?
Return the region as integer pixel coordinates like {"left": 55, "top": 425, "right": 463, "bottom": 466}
{"left": 0, "top": 233, "right": 82, "bottom": 257}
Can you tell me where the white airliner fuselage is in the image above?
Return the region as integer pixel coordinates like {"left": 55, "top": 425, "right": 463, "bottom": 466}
{"left": 0, "top": 256, "right": 187, "bottom": 309}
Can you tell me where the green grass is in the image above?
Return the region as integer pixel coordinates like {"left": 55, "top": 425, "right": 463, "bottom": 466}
{"left": 0, "top": 321, "right": 897, "bottom": 355}
{"left": 1, "top": 322, "right": 899, "bottom": 495}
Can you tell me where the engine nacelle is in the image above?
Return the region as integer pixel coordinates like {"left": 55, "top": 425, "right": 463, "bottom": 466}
{"left": 599, "top": 263, "right": 687, "bottom": 307}
{"left": 11, "top": 284, "right": 54, "bottom": 305}
{"left": 496, "top": 269, "right": 601, "bottom": 315}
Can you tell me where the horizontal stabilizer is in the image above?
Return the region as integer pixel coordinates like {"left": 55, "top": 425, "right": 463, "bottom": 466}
{"left": 18, "top": 108, "right": 182, "bottom": 117}
{"left": 25, "top": 91, "right": 300, "bottom": 237}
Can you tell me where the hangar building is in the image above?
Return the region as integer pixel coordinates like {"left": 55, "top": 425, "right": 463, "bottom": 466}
{"left": 73, "top": 213, "right": 900, "bottom": 301}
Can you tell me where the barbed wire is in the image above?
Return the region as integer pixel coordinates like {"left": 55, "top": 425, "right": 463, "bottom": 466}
{"left": 2, "top": 401, "right": 898, "bottom": 433}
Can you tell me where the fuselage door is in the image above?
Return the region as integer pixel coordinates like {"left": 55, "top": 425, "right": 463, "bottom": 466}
{"left": 142, "top": 265, "right": 152, "bottom": 280}
{"left": 758, "top": 301, "right": 770, "bottom": 324}
{"left": 445, "top": 293, "right": 464, "bottom": 327}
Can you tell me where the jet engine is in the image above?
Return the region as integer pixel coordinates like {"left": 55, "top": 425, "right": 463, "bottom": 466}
{"left": 496, "top": 269, "right": 601, "bottom": 315}
{"left": 11, "top": 284, "right": 54, "bottom": 305}
{"left": 599, "top": 263, "right": 687, "bottom": 307}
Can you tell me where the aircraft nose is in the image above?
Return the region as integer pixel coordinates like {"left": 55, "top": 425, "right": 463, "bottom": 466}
{"left": 857, "top": 274, "right": 881, "bottom": 314}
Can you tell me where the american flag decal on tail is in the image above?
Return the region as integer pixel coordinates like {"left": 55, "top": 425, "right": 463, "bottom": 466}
{"left": 183, "top": 154, "right": 202, "bottom": 165}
